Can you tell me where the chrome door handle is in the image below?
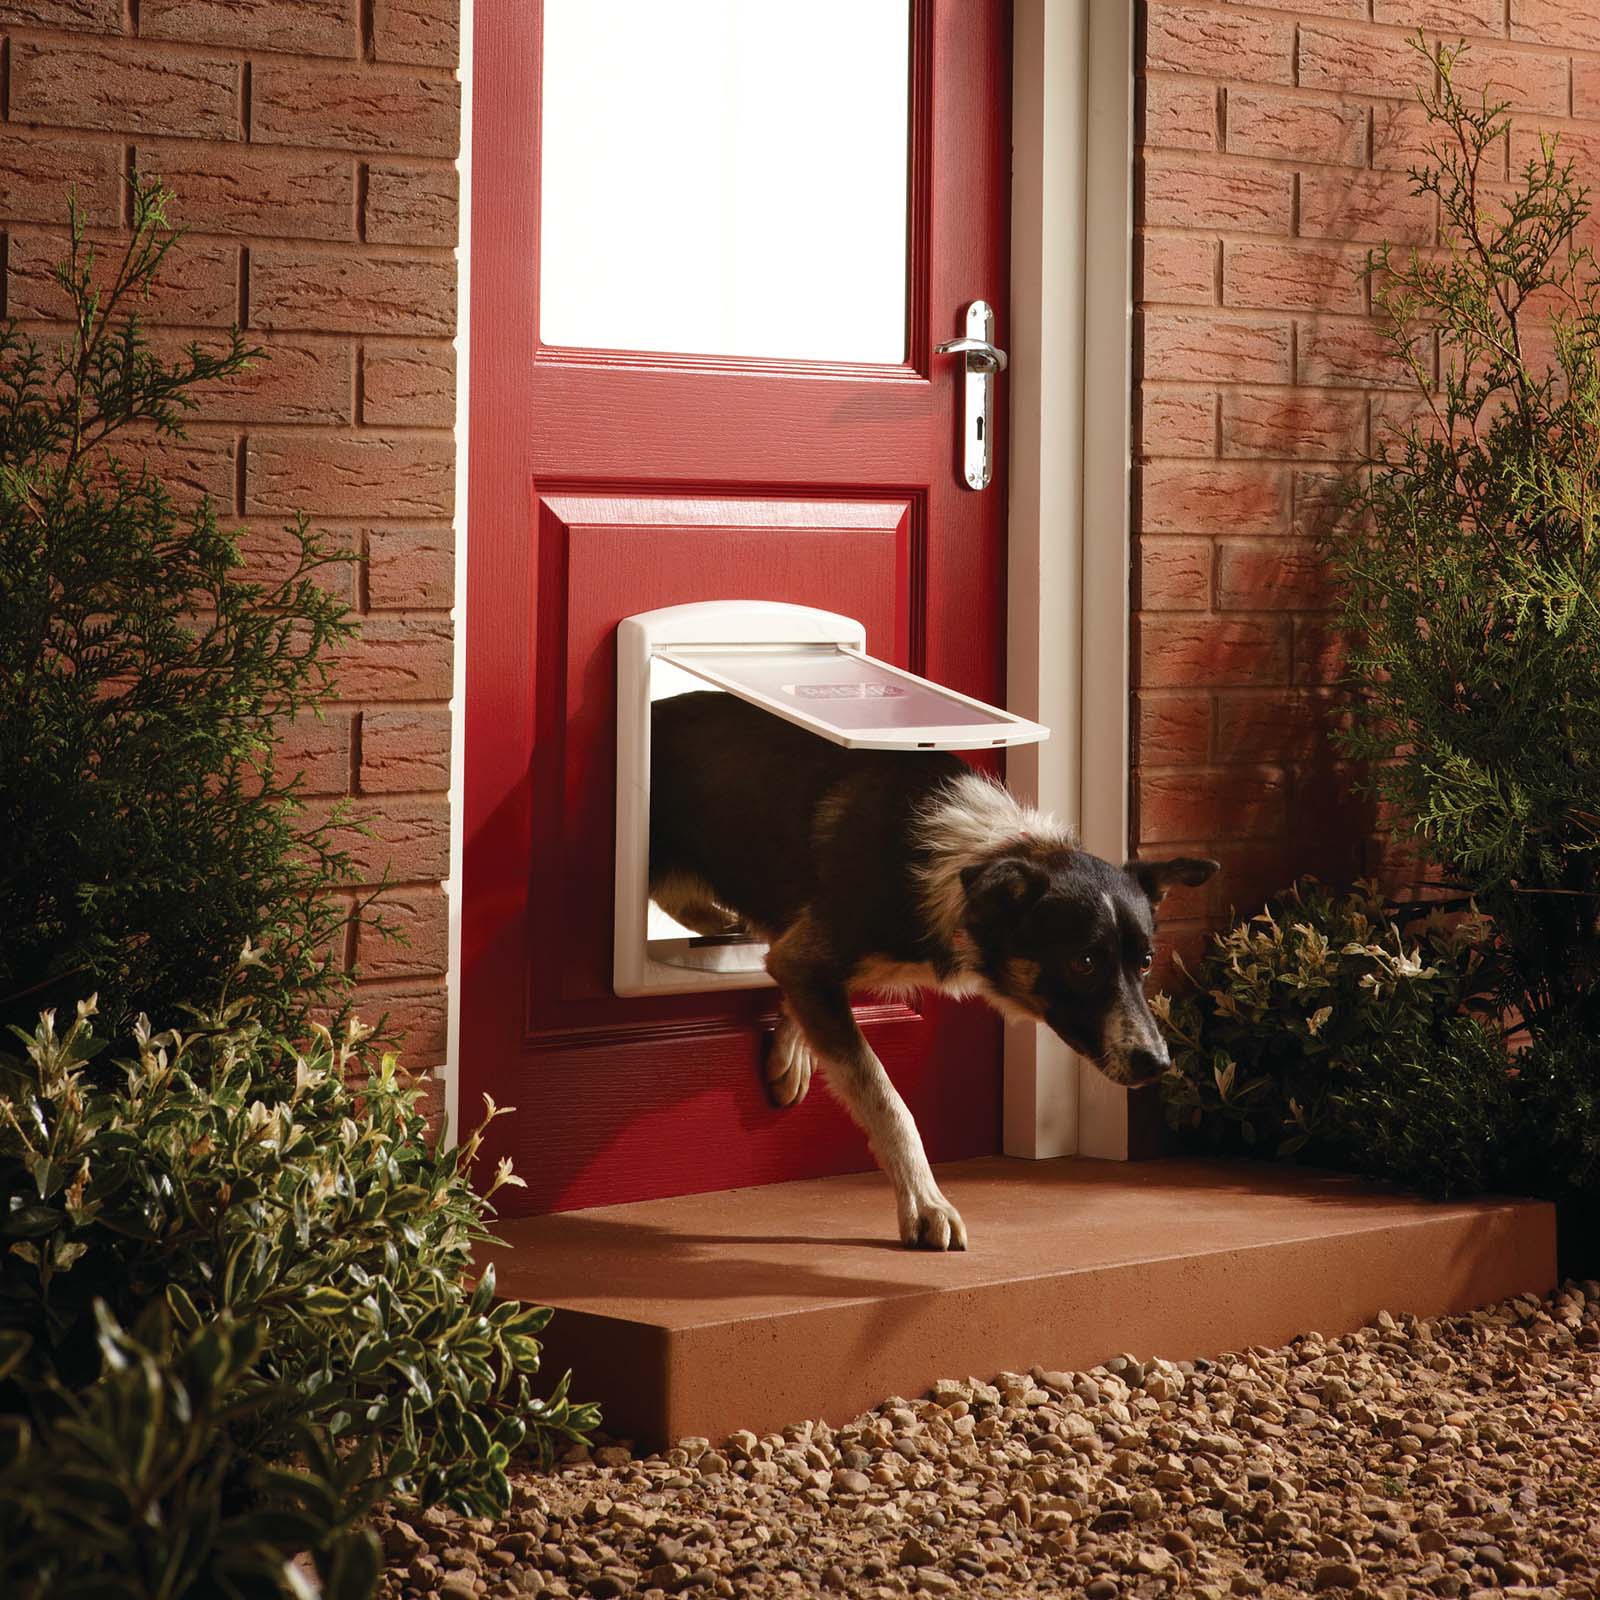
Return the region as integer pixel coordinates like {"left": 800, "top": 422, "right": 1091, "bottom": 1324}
{"left": 934, "top": 335, "right": 1008, "bottom": 372}
{"left": 936, "top": 300, "right": 1006, "bottom": 489}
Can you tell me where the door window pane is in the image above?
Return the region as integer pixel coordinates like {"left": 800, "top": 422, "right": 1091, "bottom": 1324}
{"left": 539, "top": 0, "right": 911, "bottom": 363}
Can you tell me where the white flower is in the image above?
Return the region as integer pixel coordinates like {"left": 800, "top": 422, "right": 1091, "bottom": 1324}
{"left": 489, "top": 1156, "right": 527, "bottom": 1195}
{"left": 245, "top": 1100, "right": 280, "bottom": 1138}
{"left": 293, "top": 1055, "right": 326, "bottom": 1102}
{"left": 1393, "top": 947, "right": 1437, "bottom": 980}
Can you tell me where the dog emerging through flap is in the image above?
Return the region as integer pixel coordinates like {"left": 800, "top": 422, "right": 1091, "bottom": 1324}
{"left": 649, "top": 690, "right": 1218, "bottom": 1250}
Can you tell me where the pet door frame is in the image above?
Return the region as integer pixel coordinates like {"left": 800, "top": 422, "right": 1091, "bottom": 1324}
{"left": 614, "top": 599, "right": 1047, "bottom": 998}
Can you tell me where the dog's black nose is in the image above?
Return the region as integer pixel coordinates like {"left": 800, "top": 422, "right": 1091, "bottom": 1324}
{"left": 1127, "top": 1048, "right": 1167, "bottom": 1083}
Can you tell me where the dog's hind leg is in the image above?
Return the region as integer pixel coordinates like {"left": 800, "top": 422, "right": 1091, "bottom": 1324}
{"left": 766, "top": 914, "right": 967, "bottom": 1251}
{"left": 650, "top": 868, "right": 747, "bottom": 938}
{"left": 765, "top": 1006, "right": 814, "bottom": 1107}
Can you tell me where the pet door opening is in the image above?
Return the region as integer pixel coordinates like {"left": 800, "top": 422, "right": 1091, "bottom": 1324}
{"left": 614, "top": 600, "right": 1047, "bottom": 997}
{"left": 643, "top": 652, "right": 772, "bottom": 980}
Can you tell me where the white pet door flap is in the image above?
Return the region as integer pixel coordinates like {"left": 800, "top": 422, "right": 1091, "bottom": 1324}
{"left": 655, "top": 643, "right": 1047, "bottom": 751}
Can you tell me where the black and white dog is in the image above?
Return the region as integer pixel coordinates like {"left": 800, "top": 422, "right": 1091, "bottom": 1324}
{"left": 650, "top": 692, "right": 1218, "bottom": 1250}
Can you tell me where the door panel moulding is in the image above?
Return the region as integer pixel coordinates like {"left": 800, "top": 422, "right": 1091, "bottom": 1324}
{"left": 1004, "top": 0, "right": 1134, "bottom": 1161}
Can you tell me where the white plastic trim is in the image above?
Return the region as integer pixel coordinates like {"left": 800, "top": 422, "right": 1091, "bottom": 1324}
{"left": 442, "top": 0, "right": 475, "bottom": 1150}
{"left": 1004, "top": 0, "right": 1134, "bottom": 1161}
{"left": 1074, "top": 0, "right": 1138, "bottom": 1162}
{"left": 614, "top": 603, "right": 863, "bottom": 997}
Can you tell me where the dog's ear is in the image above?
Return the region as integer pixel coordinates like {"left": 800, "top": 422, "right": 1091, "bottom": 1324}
{"left": 1126, "top": 856, "right": 1220, "bottom": 907}
{"left": 960, "top": 856, "right": 1050, "bottom": 921}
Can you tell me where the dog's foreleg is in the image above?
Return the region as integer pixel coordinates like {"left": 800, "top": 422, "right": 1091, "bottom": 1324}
{"left": 766, "top": 917, "right": 967, "bottom": 1251}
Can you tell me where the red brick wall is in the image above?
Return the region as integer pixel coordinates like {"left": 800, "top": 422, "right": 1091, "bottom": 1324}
{"left": 1133, "top": 0, "right": 1593, "bottom": 977}
{"left": 0, "top": 0, "right": 460, "bottom": 1102}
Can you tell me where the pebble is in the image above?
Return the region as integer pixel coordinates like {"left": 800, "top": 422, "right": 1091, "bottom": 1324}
{"left": 1314, "top": 1560, "right": 1364, "bottom": 1590}
{"left": 383, "top": 1522, "right": 426, "bottom": 1560}
{"left": 1129, "top": 1489, "right": 1163, "bottom": 1520}
{"left": 1132, "top": 1547, "right": 1175, "bottom": 1575}
{"left": 373, "top": 1282, "right": 1600, "bottom": 1600}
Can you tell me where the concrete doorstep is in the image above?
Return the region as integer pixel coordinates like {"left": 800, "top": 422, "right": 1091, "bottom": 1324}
{"left": 477, "top": 1157, "right": 1556, "bottom": 1450}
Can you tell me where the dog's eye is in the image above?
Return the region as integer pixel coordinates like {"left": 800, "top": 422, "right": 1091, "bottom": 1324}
{"left": 1068, "top": 954, "right": 1096, "bottom": 977}
{"left": 1139, "top": 953, "right": 1154, "bottom": 974}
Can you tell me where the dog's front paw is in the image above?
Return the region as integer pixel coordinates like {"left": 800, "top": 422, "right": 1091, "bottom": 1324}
{"left": 764, "top": 1015, "right": 813, "bottom": 1108}
{"left": 898, "top": 1188, "right": 968, "bottom": 1251}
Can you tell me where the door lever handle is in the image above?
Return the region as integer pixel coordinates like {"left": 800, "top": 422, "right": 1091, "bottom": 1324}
{"left": 934, "top": 334, "right": 1008, "bottom": 372}
{"left": 936, "top": 301, "right": 1005, "bottom": 489}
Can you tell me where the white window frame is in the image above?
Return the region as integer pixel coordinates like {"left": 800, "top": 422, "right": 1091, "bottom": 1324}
{"left": 445, "top": 0, "right": 1137, "bottom": 1160}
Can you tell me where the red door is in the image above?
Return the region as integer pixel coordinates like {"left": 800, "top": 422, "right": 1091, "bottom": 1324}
{"left": 463, "top": 0, "right": 1013, "bottom": 1214}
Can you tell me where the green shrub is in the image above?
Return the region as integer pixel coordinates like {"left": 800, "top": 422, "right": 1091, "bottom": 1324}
{"left": 1157, "top": 879, "right": 1600, "bottom": 1203}
{"left": 0, "top": 181, "right": 592, "bottom": 1597}
{"left": 0, "top": 1304, "right": 385, "bottom": 1600}
{"left": 0, "top": 177, "right": 369, "bottom": 1044}
{"left": 1498, "top": 1012, "right": 1600, "bottom": 1199}
{"left": 1327, "top": 40, "right": 1600, "bottom": 1035}
{"left": 0, "top": 984, "right": 598, "bottom": 1597}
{"left": 1156, "top": 879, "right": 1509, "bottom": 1190}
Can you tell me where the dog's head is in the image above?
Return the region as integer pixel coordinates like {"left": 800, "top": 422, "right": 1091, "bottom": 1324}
{"left": 959, "top": 847, "right": 1218, "bottom": 1085}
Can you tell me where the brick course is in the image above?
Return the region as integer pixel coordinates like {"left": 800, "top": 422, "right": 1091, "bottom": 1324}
{"left": 1134, "top": 0, "right": 1590, "bottom": 930}
{"left": 0, "top": 6, "right": 458, "bottom": 1103}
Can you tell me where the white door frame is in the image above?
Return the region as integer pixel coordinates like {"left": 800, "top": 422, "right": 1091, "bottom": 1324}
{"left": 444, "top": 0, "right": 1137, "bottom": 1159}
{"left": 1003, "top": 0, "right": 1135, "bottom": 1162}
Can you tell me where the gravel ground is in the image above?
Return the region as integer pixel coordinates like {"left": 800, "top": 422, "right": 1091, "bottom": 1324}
{"left": 377, "top": 1281, "right": 1600, "bottom": 1600}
